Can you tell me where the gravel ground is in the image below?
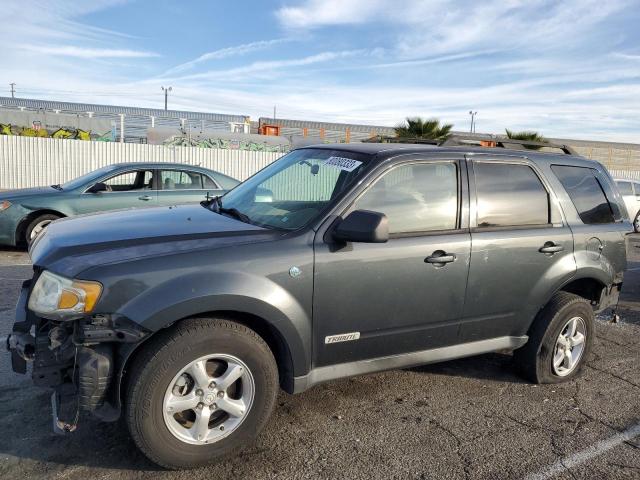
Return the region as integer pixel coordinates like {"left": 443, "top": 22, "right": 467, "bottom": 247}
{"left": 0, "top": 239, "right": 639, "bottom": 479}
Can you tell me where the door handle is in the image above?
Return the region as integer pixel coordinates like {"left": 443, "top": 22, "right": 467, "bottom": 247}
{"left": 138, "top": 195, "right": 152, "bottom": 201}
{"left": 539, "top": 242, "right": 564, "bottom": 254}
{"left": 425, "top": 251, "right": 456, "bottom": 265}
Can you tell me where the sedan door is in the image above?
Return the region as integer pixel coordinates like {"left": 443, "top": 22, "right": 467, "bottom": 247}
{"left": 157, "top": 169, "right": 224, "bottom": 206}
{"left": 74, "top": 168, "right": 158, "bottom": 214}
{"left": 313, "top": 158, "right": 471, "bottom": 367}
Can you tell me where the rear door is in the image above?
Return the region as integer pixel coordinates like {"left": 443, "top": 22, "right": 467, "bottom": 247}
{"left": 157, "top": 168, "right": 224, "bottom": 206}
{"left": 460, "top": 157, "right": 575, "bottom": 343}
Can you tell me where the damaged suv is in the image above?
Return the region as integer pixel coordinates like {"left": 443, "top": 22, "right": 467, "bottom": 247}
{"left": 7, "top": 143, "right": 628, "bottom": 469}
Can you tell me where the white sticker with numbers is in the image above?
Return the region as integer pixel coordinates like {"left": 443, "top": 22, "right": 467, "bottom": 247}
{"left": 323, "top": 156, "right": 363, "bottom": 172}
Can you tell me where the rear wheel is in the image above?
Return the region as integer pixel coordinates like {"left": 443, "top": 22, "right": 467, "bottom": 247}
{"left": 633, "top": 210, "right": 640, "bottom": 233}
{"left": 125, "top": 318, "right": 278, "bottom": 469}
{"left": 514, "top": 292, "right": 594, "bottom": 384}
{"left": 25, "top": 213, "right": 60, "bottom": 244}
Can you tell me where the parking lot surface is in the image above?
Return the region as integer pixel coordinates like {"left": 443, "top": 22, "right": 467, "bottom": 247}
{"left": 1, "top": 239, "right": 639, "bottom": 480}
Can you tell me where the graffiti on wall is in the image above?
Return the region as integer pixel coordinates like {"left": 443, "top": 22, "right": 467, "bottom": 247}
{"left": 163, "top": 135, "right": 290, "bottom": 153}
{"left": 0, "top": 123, "right": 112, "bottom": 141}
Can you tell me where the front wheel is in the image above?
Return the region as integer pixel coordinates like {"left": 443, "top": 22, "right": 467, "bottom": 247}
{"left": 514, "top": 292, "right": 594, "bottom": 384}
{"left": 125, "top": 318, "right": 278, "bottom": 469}
{"left": 25, "top": 213, "right": 61, "bottom": 244}
{"left": 633, "top": 210, "right": 640, "bottom": 233}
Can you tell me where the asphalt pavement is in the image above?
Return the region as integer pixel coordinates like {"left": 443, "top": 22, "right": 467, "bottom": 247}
{"left": 0, "top": 240, "right": 639, "bottom": 479}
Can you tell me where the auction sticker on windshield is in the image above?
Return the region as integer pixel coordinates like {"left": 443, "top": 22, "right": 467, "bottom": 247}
{"left": 323, "top": 156, "right": 363, "bottom": 172}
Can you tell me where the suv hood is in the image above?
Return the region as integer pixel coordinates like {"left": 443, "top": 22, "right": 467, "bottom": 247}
{"left": 30, "top": 204, "right": 275, "bottom": 277}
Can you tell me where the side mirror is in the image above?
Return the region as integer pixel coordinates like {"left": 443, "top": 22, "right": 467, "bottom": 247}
{"left": 333, "top": 210, "right": 389, "bottom": 243}
{"left": 88, "top": 182, "right": 108, "bottom": 194}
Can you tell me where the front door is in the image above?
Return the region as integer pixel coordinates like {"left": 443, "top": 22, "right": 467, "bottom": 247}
{"left": 75, "top": 168, "right": 157, "bottom": 214}
{"left": 313, "top": 158, "right": 471, "bottom": 367}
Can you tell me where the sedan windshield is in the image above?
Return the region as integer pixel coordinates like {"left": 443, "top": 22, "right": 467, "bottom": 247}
{"left": 216, "top": 148, "right": 371, "bottom": 230}
{"left": 61, "top": 165, "right": 120, "bottom": 191}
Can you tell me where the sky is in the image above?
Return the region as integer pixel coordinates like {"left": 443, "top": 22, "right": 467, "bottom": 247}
{"left": 1, "top": 0, "right": 639, "bottom": 142}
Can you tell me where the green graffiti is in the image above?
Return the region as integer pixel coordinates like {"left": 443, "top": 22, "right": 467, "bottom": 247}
{"left": 163, "top": 136, "right": 290, "bottom": 153}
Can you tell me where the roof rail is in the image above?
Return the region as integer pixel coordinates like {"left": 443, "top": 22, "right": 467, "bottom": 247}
{"left": 362, "top": 135, "right": 440, "bottom": 145}
{"left": 440, "top": 134, "right": 578, "bottom": 155}
{"left": 362, "top": 134, "right": 577, "bottom": 155}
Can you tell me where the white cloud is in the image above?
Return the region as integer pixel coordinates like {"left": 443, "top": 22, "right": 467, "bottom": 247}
{"left": 20, "top": 45, "right": 159, "bottom": 59}
{"left": 163, "top": 39, "right": 290, "bottom": 75}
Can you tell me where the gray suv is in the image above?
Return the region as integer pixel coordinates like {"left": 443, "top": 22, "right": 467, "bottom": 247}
{"left": 7, "top": 143, "right": 629, "bottom": 469}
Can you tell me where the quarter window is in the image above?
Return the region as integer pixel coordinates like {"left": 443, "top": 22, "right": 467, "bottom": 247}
{"left": 474, "top": 163, "right": 549, "bottom": 227}
{"left": 551, "top": 165, "right": 615, "bottom": 224}
{"left": 354, "top": 162, "right": 458, "bottom": 234}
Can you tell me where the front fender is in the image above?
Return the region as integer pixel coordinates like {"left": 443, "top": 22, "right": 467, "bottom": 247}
{"left": 115, "top": 269, "right": 312, "bottom": 376}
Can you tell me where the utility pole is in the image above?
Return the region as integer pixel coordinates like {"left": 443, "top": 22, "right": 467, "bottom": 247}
{"left": 273, "top": 105, "right": 276, "bottom": 123}
{"left": 10, "top": 83, "right": 16, "bottom": 98}
{"left": 469, "top": 111, "right": 477, "bottom": 133}
{"left": 161, "top": 86, "right": 172, "bottom": 111}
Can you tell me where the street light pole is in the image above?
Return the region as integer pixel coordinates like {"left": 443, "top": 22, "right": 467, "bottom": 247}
{"left": 161, "top": 86, "right": 172, "bottom": 111}
{"left": 469, "top": 111, "right": 478, "bottom": 133}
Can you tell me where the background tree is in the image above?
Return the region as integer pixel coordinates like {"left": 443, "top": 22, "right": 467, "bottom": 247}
{"left": 395, "top": 117, "right": 453, "bottom": 141}
{"left": 504, "top": 129, "right": 546, "bottom": 150}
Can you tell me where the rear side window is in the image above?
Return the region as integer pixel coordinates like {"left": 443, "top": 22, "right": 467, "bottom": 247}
{"left": 616, "top": 181, "right": 633, "bottom": 196}
{"left": 551, "top": 165, "right": 615, "bottom": 224}
{"left": 474, "top": 162, "right": 549, "bottom": 227}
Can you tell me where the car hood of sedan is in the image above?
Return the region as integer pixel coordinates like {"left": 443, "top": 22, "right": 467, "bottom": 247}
{"left": 30, "top": 203, "right": 276, "bottom": 277}
{"left": 0, "top": 186, "right": 61, "bottom": 201}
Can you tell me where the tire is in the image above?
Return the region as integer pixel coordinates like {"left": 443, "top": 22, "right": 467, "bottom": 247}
{"left": 125, "top": 318, "right": 278, "bottom": 469}
{"left": 24, "top": 213, "right": 60, "bottom": 244}
{"left": 633, "top": 210, "right": 640, "bottom": 233}
{"left": 514, "top": 292, "right": 594, "bottom": 384}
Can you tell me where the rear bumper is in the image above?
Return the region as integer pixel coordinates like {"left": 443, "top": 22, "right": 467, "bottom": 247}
{"left": 596, "top": 281, "right": 622, "bottom": 313}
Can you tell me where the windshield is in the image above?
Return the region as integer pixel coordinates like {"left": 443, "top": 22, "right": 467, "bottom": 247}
{"left": 61, "top": 165, "right": 120, "bottom": 190}
{"left": 218, "top": 148, "right": 371, "bottom": 230}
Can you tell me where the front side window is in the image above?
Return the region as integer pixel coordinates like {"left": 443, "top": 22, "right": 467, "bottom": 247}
{"left": 551, "top": 165, "right": 615, "bottom": 224}
{"left": 218, "top": 148, "right": 371, "bottom": 230}
{"left": 474, "top": 162, "right": 550, "bottom": 228}
{"left": 103, "top": 170, "right": 153, "bottom": 191}
{"left": 353, "top": 162, "right": 458, "bottom": 234}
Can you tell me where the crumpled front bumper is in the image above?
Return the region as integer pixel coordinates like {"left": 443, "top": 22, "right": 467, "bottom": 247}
{"left": 7, "top": 280, "right": 149, "bottom": 432}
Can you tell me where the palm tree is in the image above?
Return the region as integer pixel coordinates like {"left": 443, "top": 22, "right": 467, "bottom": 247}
{"left": 504, "top": 129, "right": 546, "bottom": 150}
{"left": 394, "top": 117, "right": 453, "bottom": 141}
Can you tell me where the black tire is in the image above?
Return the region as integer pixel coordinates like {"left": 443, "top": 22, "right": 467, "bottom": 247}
{"left": 24, "top": 213, "right": 61, "bottom": 244}
{"left": 125, "top": 318, "right": 278, "bottom": 469}
{"left": 633, "top": 210, "right": 640, "bottom": 233}
{"left": 514, "top": 292, "right": 594, "bottom": 384}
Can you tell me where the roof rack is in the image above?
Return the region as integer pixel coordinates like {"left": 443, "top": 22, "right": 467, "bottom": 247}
{"left": 363, "top": 134, "right": 577, "bottom": 155}
{"left": 362, "top": 135, "right": 439, "bottom": 145}
{"left": 441, "top": 134, "right": 577, "bottom": 155}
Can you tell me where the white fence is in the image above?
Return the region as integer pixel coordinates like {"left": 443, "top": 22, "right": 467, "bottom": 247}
{"left": 0, "top": 136, "right": 282, "bottom": 189}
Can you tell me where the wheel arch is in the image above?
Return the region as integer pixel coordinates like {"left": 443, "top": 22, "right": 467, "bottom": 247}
{"left": 15, "top": 209, "right": 66, "bottom": 244}
{"left": 116, "top": 309, "right": 298, "bottom": 417}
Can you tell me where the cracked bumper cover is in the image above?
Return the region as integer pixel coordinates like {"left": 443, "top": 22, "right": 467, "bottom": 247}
{"left": 7, "top": 280, "right": 150, "bottom": 429}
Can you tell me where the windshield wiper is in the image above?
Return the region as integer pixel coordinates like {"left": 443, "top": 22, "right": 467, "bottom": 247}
{"left": 209, "top": 196, "right": 252, "bottom": 224}
{"left": 51, "top": 184, "right": 63, "bottom": 191}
